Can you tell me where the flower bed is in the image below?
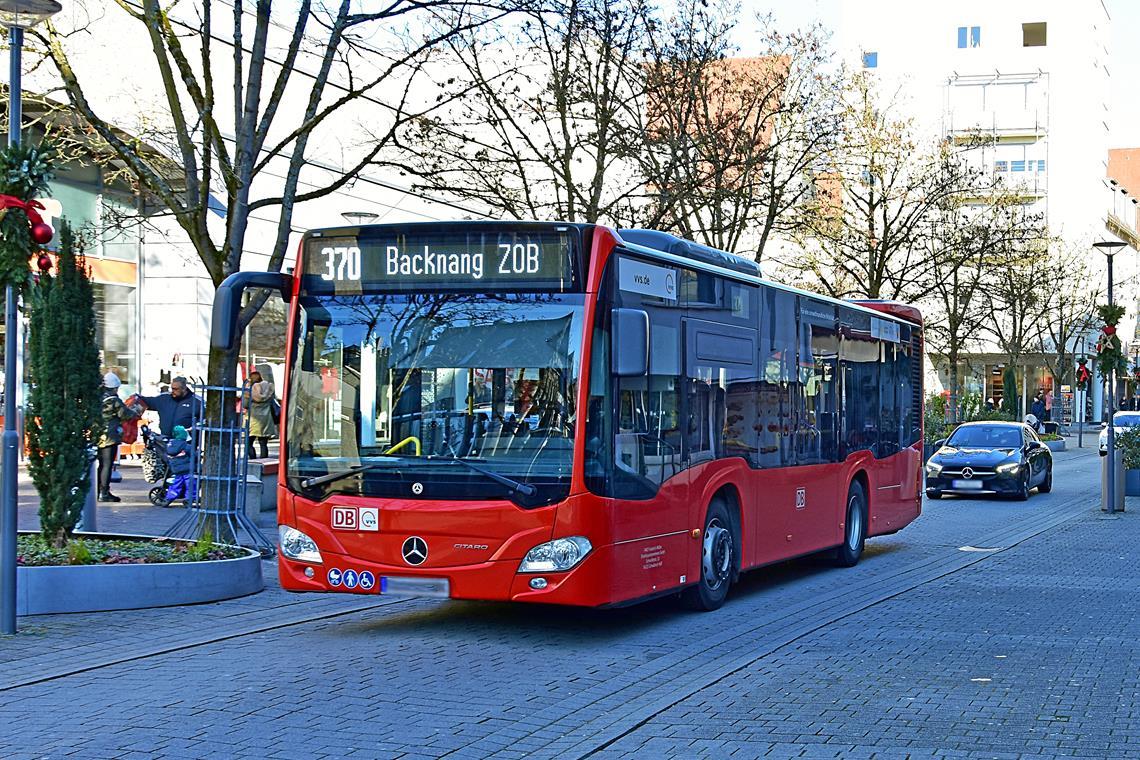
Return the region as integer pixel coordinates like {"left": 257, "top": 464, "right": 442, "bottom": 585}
{"left": 16, "top": 531, "right": 263, "bottom": 615}
{"left": 17, "top": 534, "right": 246, "bottom": 567}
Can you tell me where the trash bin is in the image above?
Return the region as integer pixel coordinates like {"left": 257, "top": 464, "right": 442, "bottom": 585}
{"left": 1043, "top": 421, "right": 1059, "bottom": 436}
{"left": 1101, "top": 448, "right": 1126, "bottom": 512}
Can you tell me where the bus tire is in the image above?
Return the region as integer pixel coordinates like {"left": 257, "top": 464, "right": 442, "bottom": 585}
{"left": 835, "top": 480, "right": 867, "bottom": 568}
{"left": 681, "top": 498, "right": 735, "bottom": 611}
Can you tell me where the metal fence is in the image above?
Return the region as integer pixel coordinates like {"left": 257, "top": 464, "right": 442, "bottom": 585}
{"left": 167, "top": 381, "right": 275, "bottom": 555}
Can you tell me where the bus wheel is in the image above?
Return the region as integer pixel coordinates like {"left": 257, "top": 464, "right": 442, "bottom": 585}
{"left": 835, "top": 480, "right": 867, "bottom": 568}
{"left": 681, "top": 498, "right": 735, "bottom": 611}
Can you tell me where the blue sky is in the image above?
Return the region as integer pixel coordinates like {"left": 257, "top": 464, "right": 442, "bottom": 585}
{"left": 750, "top": 0, "right": 1140, "bottom": 147}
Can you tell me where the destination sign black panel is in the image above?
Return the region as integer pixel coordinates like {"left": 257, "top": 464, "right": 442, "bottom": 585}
{"left": 300, "top": 225, "right": 579, "bottom": 293}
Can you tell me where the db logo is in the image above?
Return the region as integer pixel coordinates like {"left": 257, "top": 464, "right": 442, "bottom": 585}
{"left": 331, "top": 507, "right": 357, "bottom": 530}
{"left": 411, "top": 482, "right": 424, "bottom": 495}
{"left": 795, "top": 488, "right": 806, "bottom": 510}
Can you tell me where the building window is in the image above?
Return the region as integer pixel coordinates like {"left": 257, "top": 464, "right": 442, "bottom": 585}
{"left": 1036, "top": 159, "right": 1046, "bottom": 172}
{"left": 1023, "top": 22, "right": 1046, "bottom": 47}
{"left": 994, "top": 161, "right": 1008, "bottom": 172}
{"left": 1011, "top": 160, "right": 1026, "bottom": 172}
{"left": 862, "top": 51, "right": 878, "bottom": 68}
{"left": 957, "top": 26, "right": 981, "bottom": 48}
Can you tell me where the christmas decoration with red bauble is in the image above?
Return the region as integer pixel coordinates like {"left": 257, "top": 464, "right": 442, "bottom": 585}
{"left": 30, "top": 223, "right": 53, "bottom": 245}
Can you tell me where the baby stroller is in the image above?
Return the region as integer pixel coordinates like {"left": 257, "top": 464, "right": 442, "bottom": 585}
{"left": 141, "top": 426, "right": 178, "bottom": 506}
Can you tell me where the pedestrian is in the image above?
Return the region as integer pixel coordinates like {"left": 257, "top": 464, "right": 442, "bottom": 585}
{"left": 139, "top": 376, "right": 204, "bottom": 437}
{"left": 164, "top": 425, "right": 196, "bottom": 504}
{"left": 1031, "top": 394, "right": 1045, "bottom": 423}
{"left": 97, "top": 371, "right": 140, "bottom": 503}
{"left": 1044, "top": 390, "right": 1053, "bottom": 421}
{"left": 245, "top": 369, "right": 277, "bottom": 460}
{"left": 985, "top": 397, "right": 995, "bottom": 411}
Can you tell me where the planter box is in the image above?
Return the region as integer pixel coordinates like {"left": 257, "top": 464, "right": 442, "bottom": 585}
{"left": 1126, "top": 469, "right": 1140, "bottom": 497}
{"left": 16, "top": 532, "right": 263, "bottom": 616}
{"left": 1045, "top": 439, "right": 1066, "bottom": 453}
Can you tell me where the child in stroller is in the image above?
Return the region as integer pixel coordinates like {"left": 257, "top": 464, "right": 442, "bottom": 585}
{"left": 143, "top": 425, "right": 196, "bottom": 506}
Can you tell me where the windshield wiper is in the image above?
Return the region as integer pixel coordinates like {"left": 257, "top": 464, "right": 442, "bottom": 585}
{"left": 300, "top": 458, "right": 403, "bottom": 489}
{"left": 298, "top": 455, "right": 537, "bottom": 497}
{"left": 427, "top": 456, "right": 537, "bottom": 497}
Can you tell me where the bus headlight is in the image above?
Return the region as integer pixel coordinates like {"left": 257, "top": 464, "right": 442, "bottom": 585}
{"left": 519, "top": 536, "right": 592, "bottom": 573}
{"left": 279, "top": 525, "right": 323, "bottom": 564}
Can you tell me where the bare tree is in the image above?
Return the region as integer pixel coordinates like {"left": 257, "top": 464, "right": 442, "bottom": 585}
{"left": 40, "top": 0, "right": 508, "bottom": 388}
{"left": 395, "top": 0, "right": 652, "bottom": 224}
{"left": 1034, "top": 243, "right": 1100, "bottom": 399}
{"left": 786, "top": 73, "right": 976, "bottom": 300}
{"left": 641, "top": 7, "right": 842, "bottom": 260}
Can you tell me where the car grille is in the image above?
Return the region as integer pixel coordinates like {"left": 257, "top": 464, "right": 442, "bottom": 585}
{"left": 940, "top": 468, "right": 996, "bottom": 478}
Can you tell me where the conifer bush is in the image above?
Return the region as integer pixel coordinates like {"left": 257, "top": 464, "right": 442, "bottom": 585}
{"left": 26, "top": 223, "right": 102, "bottom": 547}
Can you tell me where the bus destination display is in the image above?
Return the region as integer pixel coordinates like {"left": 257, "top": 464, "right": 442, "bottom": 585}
{"left": 302, "top": 228, "right": 577, "bottom": 292}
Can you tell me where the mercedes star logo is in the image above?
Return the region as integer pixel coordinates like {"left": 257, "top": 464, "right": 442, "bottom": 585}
{"left": 401, "top": 536, "right": 428, "bottom": 566}
{"left": 961, "top": 467, "right": 974, "bottom": 480}
{"left": 412, "top": 482, "right": 424, "bottom": 495}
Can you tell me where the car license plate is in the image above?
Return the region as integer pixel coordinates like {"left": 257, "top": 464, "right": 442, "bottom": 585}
{"left": 952, "top": 479, "right": 983, "bottom": 490}
{"left": 381, "top": 576, "right": 450, "bottom": 598}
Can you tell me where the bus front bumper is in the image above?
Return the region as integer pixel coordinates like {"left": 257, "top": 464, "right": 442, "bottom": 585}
{"left": 278, "top": 545, "right": 614, "bottom": 607}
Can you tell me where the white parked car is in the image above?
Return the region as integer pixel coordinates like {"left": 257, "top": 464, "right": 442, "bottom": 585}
{"left": 1099, "top": 411, "right": 1140, "bottom": 455}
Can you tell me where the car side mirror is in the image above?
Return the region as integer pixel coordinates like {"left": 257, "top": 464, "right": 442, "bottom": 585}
{"left": 933, "top": 438, "right": 946, "bottom": 449}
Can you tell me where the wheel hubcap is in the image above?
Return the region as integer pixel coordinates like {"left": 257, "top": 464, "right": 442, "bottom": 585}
{"left": 847, "top": 496, "right": 862, "bottom": 552}
{"left": 702, "top": 518, "right": 732, "bottom": 590}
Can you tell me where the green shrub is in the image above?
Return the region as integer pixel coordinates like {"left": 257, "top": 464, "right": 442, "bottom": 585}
{"left": 1117, "top": 427, "right": 1140, "bottom": 470}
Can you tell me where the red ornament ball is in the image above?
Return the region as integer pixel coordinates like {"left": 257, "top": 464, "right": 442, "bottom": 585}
{"left": 30, "top": 223, "right": 53, "bottom": 245}
{"left": 36, "top": 253, "right": 51, "bottom": 272}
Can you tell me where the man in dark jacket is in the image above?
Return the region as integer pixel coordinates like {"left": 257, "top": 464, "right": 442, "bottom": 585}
{"left": 140, "top": 376, "right": 204, "bottom": 436}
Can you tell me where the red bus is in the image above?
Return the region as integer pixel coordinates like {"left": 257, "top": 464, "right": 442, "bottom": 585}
{"left": 213, "top": 222, "right": 923, "bottom": 610}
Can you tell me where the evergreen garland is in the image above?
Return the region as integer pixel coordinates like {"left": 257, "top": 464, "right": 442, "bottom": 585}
{"left": 26, "top": 223, "right": 102, "bottom": 547}
{"left": 0, "top": 142, "right": 55, "bottom": 291}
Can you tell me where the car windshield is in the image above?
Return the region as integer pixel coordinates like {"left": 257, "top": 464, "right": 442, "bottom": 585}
{"left": 946, "top": 425, "right": 1021, "bottom": 449}
{"left": 286, "top": 292, "right": 586, "bottom": 505}
{"left": 1114, "top": 413, "right": 1140, "bottom": 427}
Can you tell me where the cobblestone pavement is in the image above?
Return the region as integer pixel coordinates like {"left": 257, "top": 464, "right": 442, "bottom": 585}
{"left": 3, "top": 443, "right": 1135, "bottom": 759}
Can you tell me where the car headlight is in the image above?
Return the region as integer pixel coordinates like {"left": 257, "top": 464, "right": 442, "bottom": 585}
{"left": 519, "top": 536, "right": 592, "bottom": 573}
{"left": 279, "top": 525, "right": 323, "bottom": 564}
{"left": 996, "top": 462, "right": 1021, "bottom": 474}
{"left": 925, "top": 461, "right": 942, "bottom": 476}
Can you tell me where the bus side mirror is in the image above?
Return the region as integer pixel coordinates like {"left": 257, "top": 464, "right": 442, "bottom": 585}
{"left": 612, "top": 308, "right": 648, "bottom": 377}
{"left": 211, "top": 271, "right": 292, "bottom": 350}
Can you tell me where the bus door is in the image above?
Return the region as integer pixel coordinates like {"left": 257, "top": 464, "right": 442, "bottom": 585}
{"left": 683, "top": 317, "right": 759, "bottom": 567}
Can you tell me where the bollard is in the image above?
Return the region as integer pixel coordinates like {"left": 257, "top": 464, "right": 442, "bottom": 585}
{"left": 1101, "top": 448, "right": 1125, "bottom": 512}
{"left": 81, "top": 453, "right": 97, "bottom": 532}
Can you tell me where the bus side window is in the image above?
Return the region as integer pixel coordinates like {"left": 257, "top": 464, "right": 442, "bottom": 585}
{"left": 757, "top": 289, "right": 796, "bottom": 468}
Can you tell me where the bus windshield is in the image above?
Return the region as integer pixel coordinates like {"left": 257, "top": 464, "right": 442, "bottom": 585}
{"left": 286, "top": 292, "right": 586, "bottom": 505}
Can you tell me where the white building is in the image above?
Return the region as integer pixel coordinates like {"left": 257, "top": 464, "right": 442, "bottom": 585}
{"left": 837, "top": 0, "right": 1135, "bottom": 420}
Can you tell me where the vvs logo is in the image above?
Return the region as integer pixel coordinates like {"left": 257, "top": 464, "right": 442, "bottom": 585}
{"left": 795, "top": 488, "right": 806, "bottom": 510}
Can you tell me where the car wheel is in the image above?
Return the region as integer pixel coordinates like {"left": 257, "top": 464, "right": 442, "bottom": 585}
{"left": 1015, "top": 471, "right": 1030, "bottom": 501}
{"left": 1038, "top": 465, "right": 1052, "bottom": 493}
{"left": 680, "top": 498, "right": 735, "bottom": 611}
{"left": 835, "top": 481, "right": 867, "bottom": 567}
{"left": 926, "top": 489, "right": 942, "bottom": 500}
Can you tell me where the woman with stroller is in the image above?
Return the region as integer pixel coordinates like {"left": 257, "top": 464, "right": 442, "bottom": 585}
{"left": 245, "top": 369, "right": 277, "bottom": 460}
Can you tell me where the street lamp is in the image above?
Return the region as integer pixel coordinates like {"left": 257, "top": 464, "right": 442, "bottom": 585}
{"left": 1095, "top": 238, "right": 1127, "bottom": 515}
{"left": 0, "top": 0, "right": 61, "bottom": 636}
{"left": 340, "top": 211, "right": 378, "bottom": 226}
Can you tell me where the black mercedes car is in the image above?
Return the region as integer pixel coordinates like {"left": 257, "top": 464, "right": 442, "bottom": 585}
{"left": 925, "top": 421, "right": 1052, "bottom": 501}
